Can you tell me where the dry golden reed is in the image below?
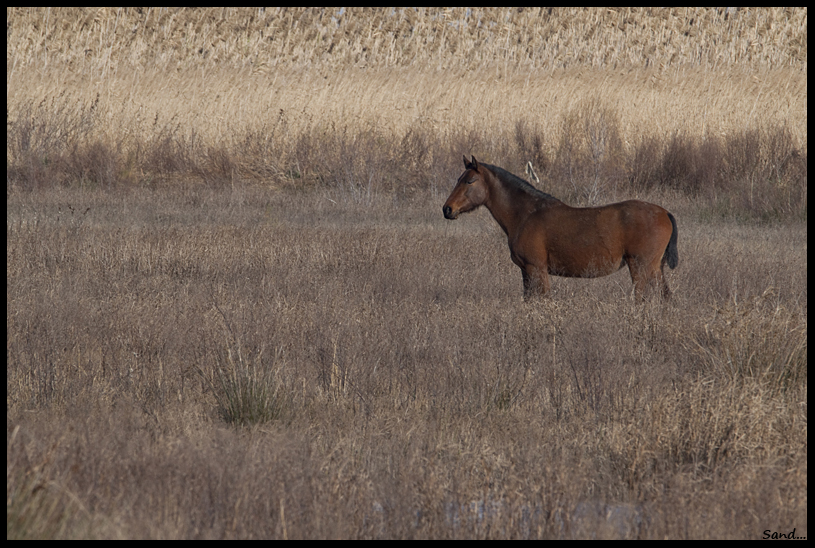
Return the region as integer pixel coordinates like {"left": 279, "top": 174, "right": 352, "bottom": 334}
{"left": 7, "top": 7, "right": 807, "bottom": 72}
{"left": 7, "top": 7, "right": 807, "bottom": 153}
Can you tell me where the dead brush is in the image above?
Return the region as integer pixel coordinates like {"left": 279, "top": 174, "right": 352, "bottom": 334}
{"left": 210, "top": 342, "right": 286, "bottom": 427}
{"left": 196, "top": 302, "right": 287, "bottom": 427}
{"left": 691, "top": 287, "right": 807, "bottom": 392}
{"left": 6, "top": 183, "right": 807, "bottom": 539}
{"left": 553, "top": 97, "right": 626, "bottom": 205}
{"left": 7, "top": 427, "right": 99, "bottom": 539}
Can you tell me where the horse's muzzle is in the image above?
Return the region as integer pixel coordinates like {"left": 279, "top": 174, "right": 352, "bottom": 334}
{"left": 442, "top": 205, "right": 457, "bottom": 219}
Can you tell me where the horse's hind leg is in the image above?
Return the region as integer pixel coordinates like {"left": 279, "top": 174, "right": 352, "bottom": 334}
{"left": 628, "top": 259, "right": 667, "bottom": 300}
{"left": 659, "top": 261, "right": 671, "bottom": 300}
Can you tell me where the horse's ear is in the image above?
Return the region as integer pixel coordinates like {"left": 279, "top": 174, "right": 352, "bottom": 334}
{"left": 463, "top": 155, "right": 480, "bottom": 171}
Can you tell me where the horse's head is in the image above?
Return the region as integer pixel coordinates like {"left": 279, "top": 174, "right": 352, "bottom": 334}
{"left": 443, "top": 155, "right": 490, "bottom": 220}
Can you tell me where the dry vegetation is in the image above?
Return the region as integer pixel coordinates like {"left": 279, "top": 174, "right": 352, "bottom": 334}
{"left": 7, "top": 7, "right": 807, "bottom": 539}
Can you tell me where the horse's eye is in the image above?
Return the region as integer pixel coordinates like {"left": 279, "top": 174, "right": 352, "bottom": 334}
{"left": 467, "top": 178, "right": 476, "bottom": 185}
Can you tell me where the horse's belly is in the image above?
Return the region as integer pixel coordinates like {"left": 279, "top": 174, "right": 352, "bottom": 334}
{"left": 547, "top": 253, "right": 624, "bottom": 278}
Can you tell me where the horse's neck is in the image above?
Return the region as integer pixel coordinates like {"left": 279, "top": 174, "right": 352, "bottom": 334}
{"left": 486, "top": 179, "right": 539, "bottom": 237}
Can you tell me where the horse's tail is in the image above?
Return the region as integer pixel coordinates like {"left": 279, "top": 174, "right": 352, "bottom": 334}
{"left": 664, "top": 212, "right": 679, "bottom": 269}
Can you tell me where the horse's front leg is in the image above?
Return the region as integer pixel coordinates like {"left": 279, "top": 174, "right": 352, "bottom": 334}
{"left": 521, "top": 265, "right": 550, "bottom": 301}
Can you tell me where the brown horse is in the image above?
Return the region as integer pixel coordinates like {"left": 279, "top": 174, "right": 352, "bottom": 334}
{"left": 443, "top": 156, "right": 678, "bottom": 300}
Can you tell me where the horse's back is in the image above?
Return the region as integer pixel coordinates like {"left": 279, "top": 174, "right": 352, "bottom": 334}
{"left": 532, "top": 199, "right": 668, "bottom": 238}
{"left": 613, "top": 200, "right": 673, "bottom": 232}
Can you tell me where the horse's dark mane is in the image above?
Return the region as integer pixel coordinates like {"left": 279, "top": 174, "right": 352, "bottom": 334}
{"left": 482, "top": 163, "right": 561, "bottom": 203}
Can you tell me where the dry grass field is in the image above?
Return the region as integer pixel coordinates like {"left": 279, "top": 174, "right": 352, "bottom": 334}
{"left": 7, "top": 7, "right": 807, "bottom": 539}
